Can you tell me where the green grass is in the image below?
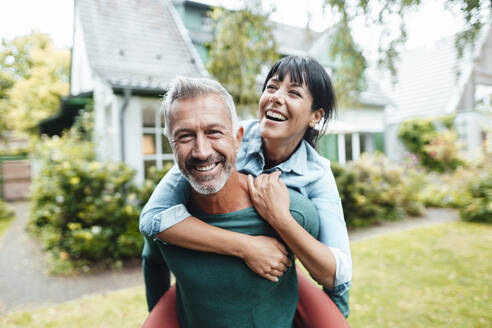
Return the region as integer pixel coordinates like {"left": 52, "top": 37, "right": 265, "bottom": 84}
{"left": 0, "top": 215, "right": 14, "bottom": 240}
{"left": 348, "top": 222, "right": 492, "bottom": 327}
{"left": 0, "top": 222, "right": 490, "bottom": 327}
{"left": 0, "top": 286, "right": 148, "bottom": 328}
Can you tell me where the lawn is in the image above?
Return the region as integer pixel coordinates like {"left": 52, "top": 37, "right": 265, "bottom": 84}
{"left": 348, "top": 221, "right": 491, "bottom": 327}
{"left": 0, "top": 222, "right": 490, "bottom": 327}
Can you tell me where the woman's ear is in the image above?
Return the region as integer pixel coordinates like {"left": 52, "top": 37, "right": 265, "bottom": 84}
{"left": 235, "top": 126, "right": 244, "bottom": 150}
{"left": 309, "top": 108, "right": 324, "bottom": 128}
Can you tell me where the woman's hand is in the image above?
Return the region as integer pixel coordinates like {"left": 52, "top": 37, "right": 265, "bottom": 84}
{"left": 240, "top": 235, "right": 292, "bottom": 282}
{"left": 247, "top": 171, "right": 290, "bottom": 225}
{"left": 248, "top": 171, "right": 337, "bottom": 290}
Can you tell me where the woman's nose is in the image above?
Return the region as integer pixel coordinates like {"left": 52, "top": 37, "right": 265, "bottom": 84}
{"left": 270, "top": 91, "right": 284, "bottom": 105}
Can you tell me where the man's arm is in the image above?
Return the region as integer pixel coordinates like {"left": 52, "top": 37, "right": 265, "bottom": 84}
{"left": 142, "top": 236, "right": 171, "bottom": 312}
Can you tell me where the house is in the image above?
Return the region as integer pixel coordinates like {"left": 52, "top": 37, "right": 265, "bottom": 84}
{"left": 69, "top": 0, "right": 207, "bottom": 183}
{"left": 45, "top": 0, "right": 391, "bottom": 183}
{"left": 383, "top": 25, "right": 492, "bottom": 162}
{"left": 172, "top": 0, "right": 391, "bottom": 164}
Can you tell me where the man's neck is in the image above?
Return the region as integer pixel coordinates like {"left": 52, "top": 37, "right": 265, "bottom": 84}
{"left": 189, "top": 170, "right": 252, "bottom": 214}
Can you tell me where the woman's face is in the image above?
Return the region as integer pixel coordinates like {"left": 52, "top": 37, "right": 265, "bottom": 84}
{"left": 258, "top": 73, "right": 323, "bottom": 145}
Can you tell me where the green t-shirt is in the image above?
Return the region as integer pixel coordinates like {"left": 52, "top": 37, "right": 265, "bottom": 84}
{"left": 153, "top": 189, "right": 319, "bottom": 328}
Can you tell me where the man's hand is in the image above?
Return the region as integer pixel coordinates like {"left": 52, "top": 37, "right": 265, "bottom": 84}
{"left": 241, "top": 235, "right": 292, "bottom": 282}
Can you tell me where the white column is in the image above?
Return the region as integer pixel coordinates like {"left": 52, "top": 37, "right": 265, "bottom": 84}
{"left": 111, "top": 97, "right": 121, "bottom": 163}
{"left": 352, "top": 132, "right": 360, "bottom": 161}
{"left": 338, "top": 134, "right": 346, "bottom": 164}
{"left": 155, "top": 107, "right": 163, "bottom": 170}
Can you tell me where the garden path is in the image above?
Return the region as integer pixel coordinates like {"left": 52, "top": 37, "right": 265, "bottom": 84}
{"left": 0, "top": 201, "right": 143, "bottom": 315}
{"left": 0, "top": 202, "right": 459, "bottom": 315}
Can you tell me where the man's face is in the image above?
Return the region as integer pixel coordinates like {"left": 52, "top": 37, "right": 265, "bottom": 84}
{"left": 168, "top": 93, "right": 241, "bottom": 195}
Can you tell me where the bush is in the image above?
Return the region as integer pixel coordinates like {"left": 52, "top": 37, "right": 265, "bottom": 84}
{"left": 0, "top": 199, "right": 14, "bottom": 221}
{"left": 459, "top": 173, "right": 492, "bottom": 223}
{"left": 29, "top": 111, "right": 171, "bottom": 273}
{"left": 417, "top": 167, "right": 475, "bottom": 208}
{"left": 398, "top": 116, "right": 464, "bottom": 172}
{"left": 332, "top": 153, "right": 425, "bottom": 228}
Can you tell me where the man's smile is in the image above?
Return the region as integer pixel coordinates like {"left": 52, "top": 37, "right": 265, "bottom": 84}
{"left": 194, "top": 162, "right": 219, "bottom": 172}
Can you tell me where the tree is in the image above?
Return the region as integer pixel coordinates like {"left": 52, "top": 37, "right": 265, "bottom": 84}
{"left": 207, "top": 2, "right": 279, "bottom": 117}
{"left": 321, "top": 0, "right": 492, "bottom": 87}
{"left": 0, "top": 32, "right": 69, "bottom": 138}
{"left": 326, "top": 15, "right": 367, "bottom": 107}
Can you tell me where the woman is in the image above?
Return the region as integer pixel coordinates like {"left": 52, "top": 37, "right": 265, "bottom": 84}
{"left": 141, "top": 56, "right": 351, "bottom": 326}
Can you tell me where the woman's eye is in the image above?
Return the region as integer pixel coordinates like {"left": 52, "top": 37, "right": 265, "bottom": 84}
{"left": 266, "top": 84, "right": 277, "bottom": 90}
{"left": 289, "top": 90, "right": 301, "bottom": 97}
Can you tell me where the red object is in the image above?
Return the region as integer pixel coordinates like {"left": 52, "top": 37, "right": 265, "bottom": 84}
{"left": 294, "top": 271, "right": 350, "bottom": 328}
{"left": 142, "top": 285, "right": 179, "bottom": 328}
{"left": 142, "top": 271, "right": 349, "bottom": 328}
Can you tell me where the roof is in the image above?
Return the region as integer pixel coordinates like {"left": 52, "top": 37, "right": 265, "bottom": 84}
{"left": 358, "top": 78, "right": 392, "bottom": 107}
{"left": 272, "top": 22, "right": 320, "bottom": 56}
{"left": 76, "top": 0, "right": 207, "bottom": 90}
{"left": 387, "top": 26, "right": 490, "bottom": 123}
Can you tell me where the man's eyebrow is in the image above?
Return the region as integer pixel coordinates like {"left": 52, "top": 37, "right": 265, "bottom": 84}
{"left": 205, "top": 123, "right": 229, "bottom": 131}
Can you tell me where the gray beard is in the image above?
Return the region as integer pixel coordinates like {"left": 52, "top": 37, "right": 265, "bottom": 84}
{"left": 178, "top": 153, "right": 235, "bottom": 195}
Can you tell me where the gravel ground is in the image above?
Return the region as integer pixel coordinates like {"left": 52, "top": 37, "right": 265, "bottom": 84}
{"left": 0, "top": 202, "right": 459, "bottom": 316}
{"left": 348, "top": 207, "right": 459, "bottom": 242}
{"left": 0, "top": 202, "right": 143, "bottom": 315}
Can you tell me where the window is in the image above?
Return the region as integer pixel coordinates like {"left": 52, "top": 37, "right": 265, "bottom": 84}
{"left": 475, "top": 84, "right": 492, "bottom": 112}
{"left": 360, "top": 133, "right": 375, "bottom": 154}
{"left": 344, "top": 134, "right": 353, "bottom": 162}
{"left": 142, "top": 106, "right": 174, "bottom": 178}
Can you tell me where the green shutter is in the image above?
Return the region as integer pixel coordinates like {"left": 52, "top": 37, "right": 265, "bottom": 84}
{"left": 374, "top": 132, "right": 385, "bottom": 153}
{"left": 318, "top": 134, "right": 338, "bottom": 162}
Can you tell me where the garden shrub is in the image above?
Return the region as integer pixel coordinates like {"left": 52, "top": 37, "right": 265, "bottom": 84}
{"left": 29, "top": 111, "right": 171, "bottom": 273}
{"left": 459, "top": 173, "right": 492, "bottom": 224}
{"left": 458, "top": 143, "right": 492, "bottom": 223}
{"left": 332, "top": 153, "right": 425, "bottom": 228}
{"left": 398, "top": 116, "right": 464, "bottom": 172}
{"left": 417, "top": 168, "right": 475, "bottom": 208}
{"left": 0, "top": 199, "right": 14, "bottom": 221}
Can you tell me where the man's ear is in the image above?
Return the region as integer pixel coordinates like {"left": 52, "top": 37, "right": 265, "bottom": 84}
{"left": 309, "top": 108, "right": 324, "bottom": 128}
{"left": 235, "top": 126, "right": 244, "bottom": 150}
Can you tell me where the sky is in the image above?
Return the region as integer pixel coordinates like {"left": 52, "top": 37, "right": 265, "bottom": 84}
{"left": 0, "top": 0, "right": 466, "bottom": 54}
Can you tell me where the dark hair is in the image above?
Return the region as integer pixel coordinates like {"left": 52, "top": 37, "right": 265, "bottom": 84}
{"left": 261, "top": 56, "right": 337, "bottom": 148}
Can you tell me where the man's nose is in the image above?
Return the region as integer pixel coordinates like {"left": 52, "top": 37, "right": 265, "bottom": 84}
{"left": 192, "top": 134, "right": 213, "bottom": 160}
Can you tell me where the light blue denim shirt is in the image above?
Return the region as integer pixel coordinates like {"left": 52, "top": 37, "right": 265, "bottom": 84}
{"left": 139, "top": 120, "right": 352, "bottom": 295}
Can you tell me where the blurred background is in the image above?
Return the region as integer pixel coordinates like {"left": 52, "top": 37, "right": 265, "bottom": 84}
{"left": 0, "top": 0, "right": 491, "bottom": 327}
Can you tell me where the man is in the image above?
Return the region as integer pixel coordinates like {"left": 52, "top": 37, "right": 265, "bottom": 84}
{"left": 142, "top": 76, "right": 319, "bottom": 327}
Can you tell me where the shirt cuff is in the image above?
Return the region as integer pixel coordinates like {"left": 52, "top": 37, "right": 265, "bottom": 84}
{"left": 329, "top": 246, "right": 352, "bottom": 295}
{"left": 157, "top": 204, "right": 192, "bottom": 234}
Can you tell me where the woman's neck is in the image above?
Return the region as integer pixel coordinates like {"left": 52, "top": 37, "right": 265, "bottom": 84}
{"left": 262, "top": 137, "right": 301, "bottom": 169}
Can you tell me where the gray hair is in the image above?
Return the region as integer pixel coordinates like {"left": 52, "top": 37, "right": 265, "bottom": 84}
{"left": 162, "top": 76, "right": 239, "bottom": 139}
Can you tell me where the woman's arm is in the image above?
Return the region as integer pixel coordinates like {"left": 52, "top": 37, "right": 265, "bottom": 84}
{"left": 157, "top": 218, "right": 291, "bottom": 282}
{"left": 139, "top": 165, "right": 291, "bottom": 282}
{"left": 247, "top": 171, "right": 338, "bottom": 290}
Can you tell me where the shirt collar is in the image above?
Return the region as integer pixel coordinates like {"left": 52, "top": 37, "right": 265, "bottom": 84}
{"left": 246, "top": 136, "right": 309, "bottom": 176}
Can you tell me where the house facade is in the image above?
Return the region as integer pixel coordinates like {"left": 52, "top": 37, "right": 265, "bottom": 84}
{"left": 172, "top": 0, "right": 390, "bottom": 164}
{"left": 70, "top": 0, "right": 207, "bottom": 183}
{"left": 65, "top": 0, "right": 391, "bottom": 183}
{"left": 383, "top": 25, "right": 492, "bottom": 161}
